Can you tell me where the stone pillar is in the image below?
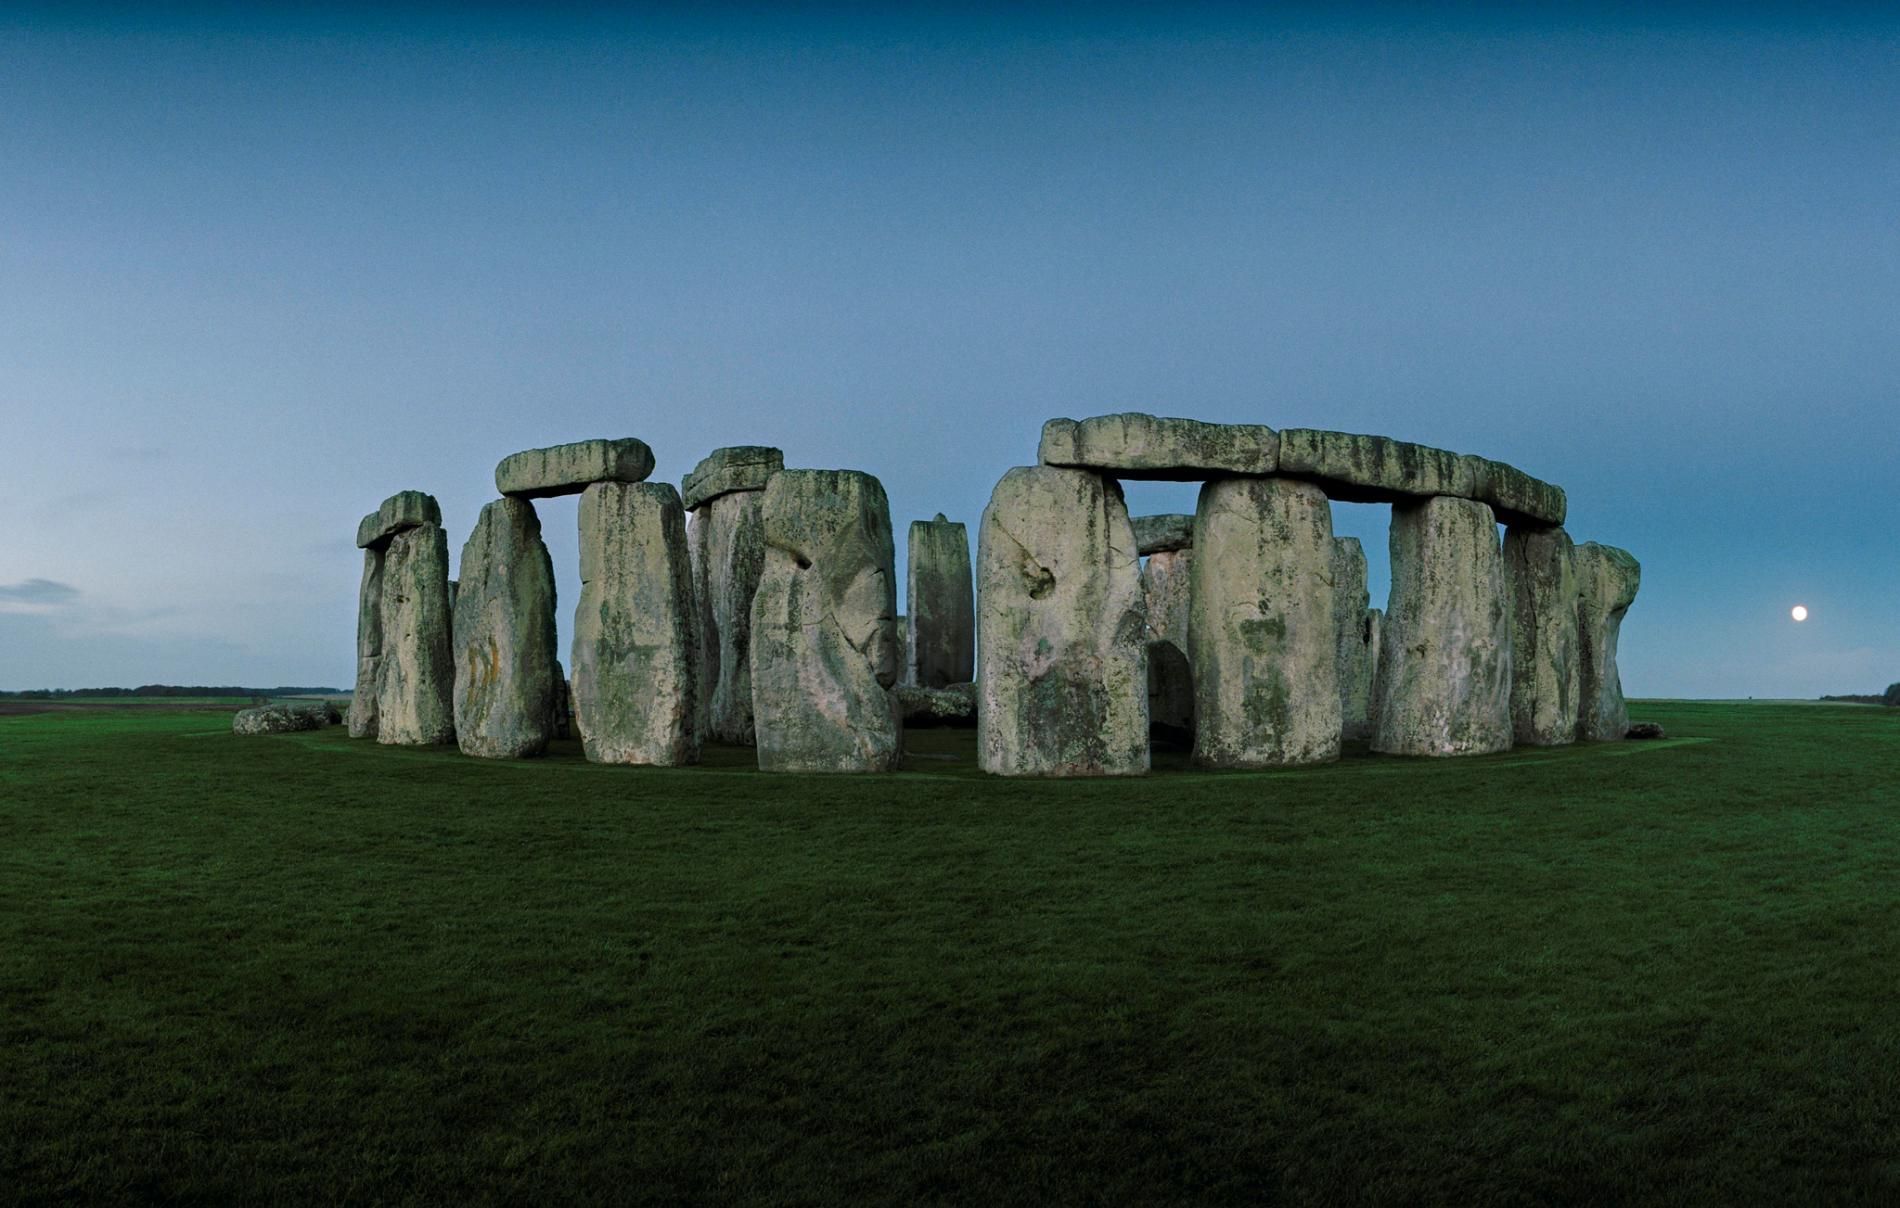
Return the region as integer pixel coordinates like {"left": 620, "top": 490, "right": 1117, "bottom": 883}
{"left": 683, "top": 446, "right": 782, "bottom": 746}
{"left": 976, "top": 466, "right": 1148, "bottom": 777}
{"left": 906, "top": 513, "right": 975, "bottom": 688}
{"left": 1142, "top": 546, "right": 1194, "bottom": 740}
{"left": 573, "top": 482, "right": 700, "bottom": 766}
{"left": 749, "top": 469, "right": 902, "bottom": 772}
{"left": 1373, "top": 496, "right": 1512, "bottom": 757}
{"left": 1575, "top": 541, "right": 1641, "bottom": 741}
{"left": 348, "top": 546, "right": 382, "bottom": 739}
{"left": 376, "top": 523, "right": 456, "bottom": 745}
{"left": 452, "top": 498, "right": 559, "bottom": 759}
{"left": 1504, "top": 526, "right": 1580, "bottom": 746}
{"left": 1189, "top": 477, "right": 1339, "bottom": 768}
{"left": 1332, "top": 536, "right": 1374, "bottom": 742}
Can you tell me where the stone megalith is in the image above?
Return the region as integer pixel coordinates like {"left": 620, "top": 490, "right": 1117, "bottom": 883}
{"left": 749, "top": 469, "right": 903, "bottom": 773}
{"left": 348, "top": 547, "right": 383, "bottom": 738}
{"left": 1333, "top": 536, "right": 1375, "bottom": 742}
{"left": 572, "top": 482, "right": 700, "bottom": 766}
{"left": 1141, "top": 545, "right": 1194, "bottom": 739}
{"left": 1366, "top": 607, "right": 1384, "bottom": 715}
{"left": 907, "top": 514, "right": 974, "bottom": 689}
{"left": 684, "top": 446, "right": 783, "bottom": 746}
{"left": 452, "top": 498, "right": 560, "bottom": 759}
{"left": 1190, "top": 478, "right": 1339, "bottom": 768}
{"left": 1504, "top": 526, "right": 1581, "bottom": 746}
{"left": 1575, "top": 542, "right": 1641, "bottom": 742}
{"left": 1373, "top": 496, "right": 1512, "bottom": 757}
{"left": 496, "top": 438, "right": 655, "bottom": 499}
{"left": 376, "top": 522, "right": 456, "bottom": 745}
{"left": 976, "top": 466, "right": 1149, "bottom": 777}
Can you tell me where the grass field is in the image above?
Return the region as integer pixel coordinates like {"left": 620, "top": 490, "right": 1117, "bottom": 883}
{"left": 3, "top": 700, "right": 1899, "bottom": 1204}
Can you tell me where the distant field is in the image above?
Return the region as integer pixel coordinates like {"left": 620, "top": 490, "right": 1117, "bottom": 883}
{"left": 3, "top": 700, "right": 1898, "bottom": 1203}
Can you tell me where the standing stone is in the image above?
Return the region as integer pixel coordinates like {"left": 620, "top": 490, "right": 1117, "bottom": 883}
{"left": 572, "top": 482, "right": 700, "bottom": 766}
{"left": 452, "top": 498, "right": 559, "bottom": 759}
{"left": 1142, "top": 546, "right": 1194, "bottom": 739}
{"left": 348, "top": 547, "right": 383, "bottom": 739}
{"left": 907, "top": 514, "right": 974, "bottom": 689}
{"left": 1373, "top": 496, "right": 1512, "bottom": 757}
{"left": 750, "top": 470, "right": 902, "bottom": 772}
{"left": 977, "top": 466, "right": 1148, "bottom": 777}
{"left": 686, "top": 510, "right": 716, "bottom": 742}
{"left": 1504, "top": 526, "right": 1581, "bottom": 746}
{"left": 1190, "top": 478, "right": 1339, "bottom": 768}
{"left": 696, "top": 489, "right": 771, "bottom": 744}
{"left": 1333, "top": 537, "right": 1375, "bottom": 742}
{"left": 376, "top": 523, "right": 456, "bottom": 745}
{"left": 1575, "top": 542, "right": 1641, "bottom": 742}
{"left": 1366, "top": 608, "right": 1384, "bottom": 719}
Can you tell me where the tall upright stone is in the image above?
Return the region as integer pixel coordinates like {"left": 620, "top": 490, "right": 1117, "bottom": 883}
{"left": 686, "top": 510, "right": 716, "bottom": 742}
{"left": 1373, "top": 496, "right": 1512, "bottom": 757}
{"left": 376, "top": 522, "right": 455, "bottom": 746}
{"left": 452, "top": 498, "right": 559, "bottom": 759}
{"left": 1142, "top": 546, "right": 1194, "bottom": 739}
{"left": 1575, "top": 542, "right": 1641, "bottom": 742}
{"left": 684, "top": 446, "right": 783, "bottom": 746}
{"left": 977, "top": 466, "right": 1148, "bottom": 777}
{"left": 750, "top": 470, "right": 902, "bottom": 773}
{"left": 1190, "top": 478, "right": 1339, "bottom": 768}
{"left": 348, "top": 546, "right": 383, "bottom": 738}
{"left": 572, "top": 482, "right": 700, "bottom": 766}
{"left": 906, "top": 514, "right": 974, "bottom": 689}
{"left": 1333, "top": 536, "right": 1375, "bottom": 742}
{"left": 1504, "top": 526, "right": 1581, "bottom": 746}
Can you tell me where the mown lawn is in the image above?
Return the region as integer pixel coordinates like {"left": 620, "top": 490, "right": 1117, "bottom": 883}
{"left": 3, "top": 701, "right": 1898, "bottom": 1204}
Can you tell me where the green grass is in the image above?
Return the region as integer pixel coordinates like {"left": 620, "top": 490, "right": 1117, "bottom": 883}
{"left": 3, "top": 701, "right": 1898, "bottom": 1204}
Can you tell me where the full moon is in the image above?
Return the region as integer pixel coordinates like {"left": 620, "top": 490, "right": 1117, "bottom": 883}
{"left": 1792, "top": 605, "right": 1809, "bottom": 622}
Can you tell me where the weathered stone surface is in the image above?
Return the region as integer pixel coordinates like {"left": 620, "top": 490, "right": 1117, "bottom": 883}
{"left": 356, "top": 490, "right": 442, "bottom": 549}
{"left": 686, "top": 509, "right": 716, "bottom": 743}
{"left": 1366, "top": 607, "right": 1384, "bottom": 721}
{"left": 1132, "top": 513, "right": 1194, "bottom": 555}
{"left": 977, "top": 466, "right": 1148, "bottom": 777}
{"left": 1373, "top": 497, "right": 1512, "bottom": 757}
{"left": 1190, "top": 478, "right": 1339, "bottom": 767}
{"left": 1504, "top": 526, "right": 1581, "bottom": 746}
{"left": 348, "top": 548, "right": 382, "bottom": 738}
{"left": 1333, "top": 537, "right": 1376, "bottom": 742}
{"left": 572, "top": 482, "right": 699, "bottom": 765}
{"left": 681, "top": 445, "right": 784, "bottom": 511}
{"left": 750, "top": 470, "right": 902, "bottom": 772}
{"left": 1142, "top": 547, "right": 1194, "bottom": 738}
{"left": 1471, "top": 458, "right": 1568, "bottom": 528}
{"left": 1575, "top": 542, "right": 1641, "bottom": 742}
{"left": 496, "top": 438, "right": 655, "bottom": 499}
{"left": 1039, "top": 414, "right": 1279, "bottom": 480}
{"left": 375, "top": 523, "right": 456, "bottom": 745}
{"left": 232, "top": 703, "right": 332, "bottom": 735}
{"left": 894, "top": 682, "right": 977, "bottom": 728}
{"left": 907, "top": 514, "right": 974, "bottom": 689}
{"left": 695, "top": 489, "right": 770, "bottom": 744}
{"left": 1278, "top": 430, "right": 1565, "bottom": 526}
{"left": 452, "top": 498, "right": 559, "bottom": 759}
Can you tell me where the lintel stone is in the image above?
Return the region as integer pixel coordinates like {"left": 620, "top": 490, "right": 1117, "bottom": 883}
{"left": 356, "top": 490, "right": 442, "bottom": 549}
{"left": 495, "top": 438, "right": 655, "bottom": 499}
{"left": 682, "top": 445, "right": 784, "bottom": 511}
{"left": 1131, "top": 513, "right": 1194, "bottom": 555}
{"left": 1038, "top": 413, "right": 1279, "bottom": 480}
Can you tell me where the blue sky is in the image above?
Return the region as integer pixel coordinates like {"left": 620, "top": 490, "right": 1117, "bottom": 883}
{"left": 2, "top": 5, "right": 1895, "bottom": 696}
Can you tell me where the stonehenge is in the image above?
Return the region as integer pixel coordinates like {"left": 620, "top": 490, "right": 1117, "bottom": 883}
{"left": 344, "top": 412, "right": 1640, "bottom": 777}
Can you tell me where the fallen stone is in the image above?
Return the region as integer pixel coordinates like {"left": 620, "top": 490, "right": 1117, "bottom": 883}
{"left": 1142, "top": 547, "right": 1194, "bottom": 738}
{"left": 1627, "top": 721, "right": 1666, "bottom": 740}
{"left": 1038, "top": 413, "right": 1279, "bottom": 480}
{"left": 1333, "top": 537, "right": 1375, "bottom": 742}
{"left": 695, "top": 488, "right": 771, "bottom": 745}
{"left": 1373, "top": 496, "right": 1513, "bottom": 757}
{"left": 347, "top": 548, "right": 382, "bottom": 738}
{"left": 750, "top": 469, "right": 903, "bottom": 772}
{"left": 375, "top": 523, "right": 456, "bottom": 745}
{"left": 1132, "top": 513, "right": 1194, "bottom": 555}
{"left": 232, "top": 703, "right": 329, "bottom": 735}
{"left": 356, "top": 490, "right": 442, "bottom": 549}
{"left": 681, "top": 445, "right": 784, "bottom": 511}
{"left": 1575, "top": 541, "right": 1641, "bottom": 742}
{"left": 907, "top": 514, "right": 974, "bottom": 689}
{"left": 977, "top": 466, "right": 1149, "bottom": 776}
{"left": 894, "top": 682, "right": 977, "bottom": 728}
{"left": 572, "top": 482, "right": 700, "bottom": 765}
{"left": 453, "top": 498, "right": 560, "bottom": 759}
{"left": 1190, "top": 477, "right": 1339, "bottom": 767}
{"left": 496, "top": 438, "right": 655, "bottom": 499}
{"left": 1504, "top": 526, "right": 1581, "bottom": 746}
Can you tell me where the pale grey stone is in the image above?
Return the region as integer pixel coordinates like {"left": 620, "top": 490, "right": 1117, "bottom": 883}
{"left": 686, "top": 509, "right": 716, "bottom": 743}
{"left": 894, "top": 682, "right": 977, "bottom": 727}
{"left": 1141, "top": 547, "right": 1194, "bottom": 738}
{"left": 1278, "top": 430, "right": 1565, "bottom": 526}
{"left": 1366, "top": 607, "right": 1384, "bottom": 722}
{"left": 356, "top": 490, "right": 442, "bottom": 549}
{"left": 347, "top": 547, "right": 382, "bottom": 739}
{"left": 976, "top": 466, "right": 1148, "bottom": 777}
{"left": 572, "top": 482, "right": 700, "bottom": 765}
{"left": 1575, "top": 542, "right": 1641, "bottom": 742}
{"left": 1190, "top": 477, "right": 1339, "bottom": 768}
{"left": 696, "top": 488, "right": 770, "bottom": 745}
{"left": 453, "top": 498, "right": 559, "bottom": 759}
{"left": 496, "top": 438, "right": 655, "bottom": 499}
{"left": 906, "top": 513, "right": 974, "bottom": 689}
{"left": 1333, "top": 537, "right": 1375, "bottom": 742}
{"left": 233, "top": 703, "right": 330, "bottom": 735}
{"left": 681, "top": 445, "right": 784, "bottom": 511}
{"left": 375, "top": 523, "right": 456, "bottom": 746}
{"left": 1471, "top": 458, "right": 1568, "bottom": 528}
{"left": 1038, "top": 413, "right": 1279, "bottom": 480}
{"left": 1505, "top": 526, "right": 1581, "bottom": 746}
{"left": 1132, "top": 513, "right": 1194, "bottom": 555}
{"left": 1373, "top": 497, "right": 1512, "bottom": 757}
{"left": 750, "top": 469, "right": 902, "bottom": 772}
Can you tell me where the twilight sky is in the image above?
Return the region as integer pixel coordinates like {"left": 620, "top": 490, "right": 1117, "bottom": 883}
{"left": 2, "top": 5, "right": 1895, "bottom": 697}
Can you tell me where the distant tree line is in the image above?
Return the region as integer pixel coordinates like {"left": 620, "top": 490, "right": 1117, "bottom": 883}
{"left": 1818, "top": 684, "right": 1900, "bottom": 707}
{"left": 0, "top": 685, "right": 343, "bottom": 699}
